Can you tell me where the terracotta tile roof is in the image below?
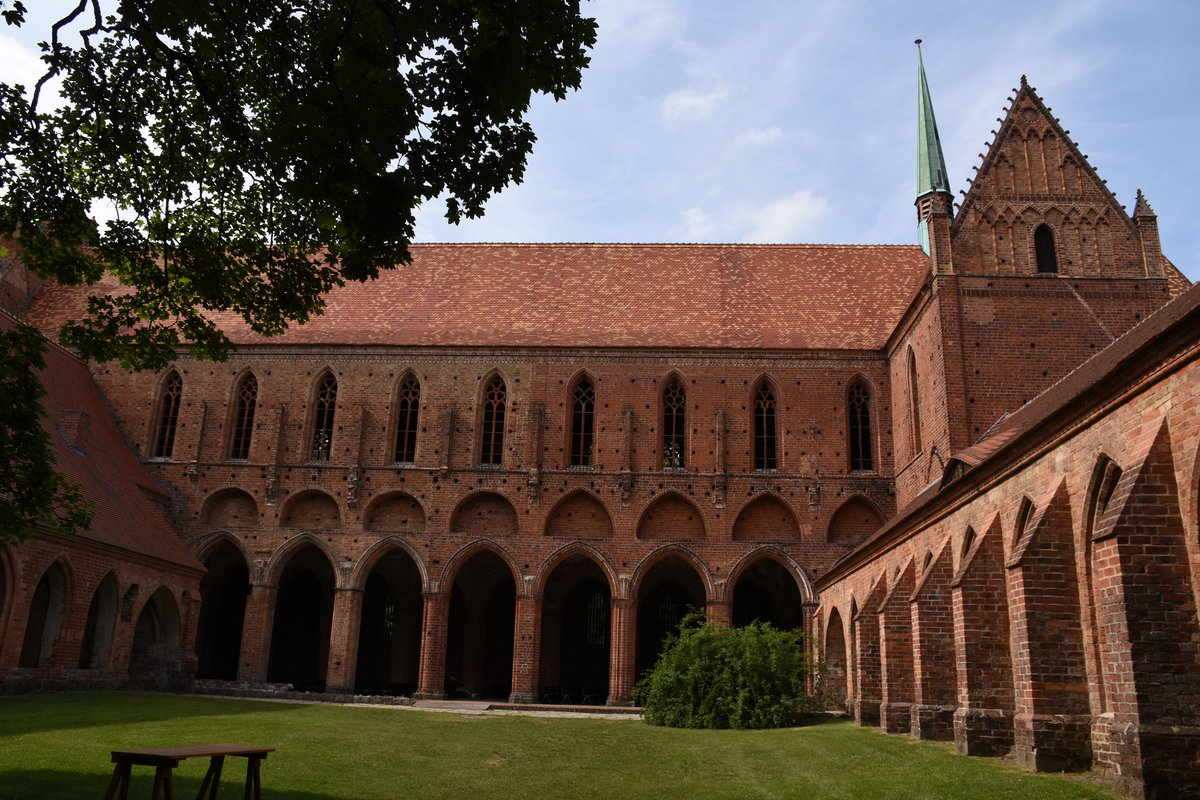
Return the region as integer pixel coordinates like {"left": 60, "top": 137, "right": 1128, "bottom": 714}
{"left": 2, "top": 312, "right": 202, "bottom": 571}
{"left": 27, "top": 244, "right": 932, "bottom": 351}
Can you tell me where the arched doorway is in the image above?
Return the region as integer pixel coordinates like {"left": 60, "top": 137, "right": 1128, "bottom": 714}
{"left": 355, "top": 548, "right": 423, "bottom": 696}
{"left": 267, "top": 545, "right": 335, "bottom": 691}
{"left": 446, "top": 550, "right": 515, "bottom": 700}
{"left": 79, "top": 573, "right": 118, "bottom": 669}
{"left": 18, "top": 563, "right": 67, "bottom": 668}
{"left": 635, "top": 556, "right": 705, "bottom": 679}
{"left": 539, "top": 554, "right": 610, "bottom": 704}
{"left": 195, "top": 540, "right": 250, "bottom": 680}
{"left": 731, "top": 557, "right": 804, "bottom": 630}
{"left": 129, "top": 587, "right": 182, "bottom": 689}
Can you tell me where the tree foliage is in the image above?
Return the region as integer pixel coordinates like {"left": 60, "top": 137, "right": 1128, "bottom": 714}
{"left": 0, "top": 322, "right": 93, "bottom": 541}
{"left": 634, "top": 613, "right": 818, "bottom": 730}
{"left": 0, "top": 0, "right": 595, "bottom": 542}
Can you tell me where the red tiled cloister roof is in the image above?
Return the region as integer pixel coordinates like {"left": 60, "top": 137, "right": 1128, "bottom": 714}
{"left": 29, "top": 244, "right": 933, "bottom": 351}
{"left": 2, "top": 312, "right": 202, "bottom": 571}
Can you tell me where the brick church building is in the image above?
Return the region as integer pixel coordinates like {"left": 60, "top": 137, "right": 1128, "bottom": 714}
{"left": 1, "top": 55, "right": 1197, "bottom": 798}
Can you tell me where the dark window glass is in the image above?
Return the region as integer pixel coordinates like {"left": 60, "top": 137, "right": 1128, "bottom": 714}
{"left": 848, "top": 381, "right": 873, "bottom": 471}
{"left": 394, "top": 376, "right": 420, "bottom": 463}
{"left": 570, "top": 377, "right": 595, "bottom": 467}
{"left": 153, "top": 371, "right": 183, "bottom": 458}
{"left": 753, "top": 382, "right": 777, "bottom": 470}
{"left": 229, "top": 373, "right": 257, "bottom": 460}
{"left": 662, "top": 380, "right": 686, "bottom": 469}
{"left": 1034, "top": 224, "right": 1058, "bottom": 273}
{"left": 480, "top": 375, "right": 506, "bottom": 465}
{"left": 585, "top": 591, "right": 607, "bottom": 650}
{"left": 310, "top": 373, "right": 337, "bottom": 461}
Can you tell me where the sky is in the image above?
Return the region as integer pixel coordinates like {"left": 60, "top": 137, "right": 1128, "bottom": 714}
{"left": 4, "top": 0, "right": 1198, "bottom": 280}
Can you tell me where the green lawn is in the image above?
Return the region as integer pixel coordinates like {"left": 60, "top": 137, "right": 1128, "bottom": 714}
{"left": 0, "top": 693, "right": 1113, "bottom": 799}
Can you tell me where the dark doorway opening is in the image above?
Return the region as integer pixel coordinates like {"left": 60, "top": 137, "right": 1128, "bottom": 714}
{"left": 446, "top": 551, "right": 515, "bottom": 700}
{"left": 196, "top": 541, "right": 249, "bottom": 680}
{"left": 355, "top": 549, "right": 423, "bottom": 696}
{"left": 635, "top": 556, "right": 705, "bottom": 679}
{"left": 540, "top": 555, "right": 610, "bottom": 704}
{"left": 267, "top": 546, "right": 335, "bottom": 691}
{"left": 732, "top": 557, "right": 804, "bottom": 630}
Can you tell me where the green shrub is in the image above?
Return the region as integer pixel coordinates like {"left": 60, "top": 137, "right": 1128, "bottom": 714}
{"left": 633, "top": 612, "right": 818, "bottom": 729}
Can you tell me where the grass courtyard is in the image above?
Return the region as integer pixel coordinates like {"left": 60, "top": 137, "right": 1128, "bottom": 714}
{"left": 0, "top": 693, "right": 1114, "bottom": 799}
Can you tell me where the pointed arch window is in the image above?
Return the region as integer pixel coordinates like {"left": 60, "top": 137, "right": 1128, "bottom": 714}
{"left": 394, "top": 375, "right": 420, "bottom": 464}
{"left": 480, "top": 374, "right": 507, "bottom": 465}
{"left": 848, "top": 380, "right": 873, "bottom": 472}
{"left": 309, "top": 372, "right": 337, "bottom": 462}
{"left": 662, "top": 378, "right": 686, "bottom": 470}
{"left": 1034, "top": 224, "right": 1058, "bottom": 273}
{"left": 152, "top": 371, "right": 183, "bottom": 459}
{"left": 229, "top": 373, "right": 258, "bottom": 460}
{"left": 753, "top": 381, "right": 777, "bottom": 471}
{"left": 906, "top": 347, "right": 922, "bottom": 457}
{"left": 570, "top": 376, "right": 595, "bottom": 467}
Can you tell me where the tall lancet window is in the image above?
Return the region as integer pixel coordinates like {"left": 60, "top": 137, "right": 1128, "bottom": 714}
{"left": 753, "top": 381, "right": 777, "bottom": 471}
{"left": 394, "top": 375, "right": 420, "bottom": 464}
{"left": 570, "top": 376, "right": 595, "bottom": 467}
{"left": 848, "top": 381, "right": 873, "bottom": 472}
{"left": 152, "top": 371, "right": 183, "bottom": 459}
{"left": 229, "top": 372, "right": 258, "bottom": 460}
{"left": 662, "top": 378, "right": 686, "bottom": 470}
{"left": 480, "top": 374, "right": 506, "bottom": 465}
{"left": 309, "top": 372, "right": 337, "bottom": 462}
{"left": 1034, "top": 224, "right": 1058, "bottom": 273}
{"left": 906, "top": 347, "right": 922, "bottom": 457}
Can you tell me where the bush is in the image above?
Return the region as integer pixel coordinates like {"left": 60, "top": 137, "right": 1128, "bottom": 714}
{"left": 633, "top": 612, "right": 818, "bottom": 729}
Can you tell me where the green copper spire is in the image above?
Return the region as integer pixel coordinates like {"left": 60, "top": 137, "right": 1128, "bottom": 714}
{"left": 916, "top": 40, "right": 950, "bottom": 199}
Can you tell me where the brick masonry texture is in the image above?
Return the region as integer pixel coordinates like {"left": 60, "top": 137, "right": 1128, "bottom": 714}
{"left": 2, "top": 77, "right": 1198, "bottom": 799}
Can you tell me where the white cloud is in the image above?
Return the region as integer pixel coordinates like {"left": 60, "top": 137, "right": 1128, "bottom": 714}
{"left": 660, "top": 86, "right": 728, "bottom": 122}
{"left": 733, "top": 126, "right": 784, "bottom": 147}
{"left": 0, "top": 33, "right": 55, "bottom": 104}
{"left": 742, "top": 190, "right": 829, "bottom": 243}
{"left": 671, "top": 190, "right": 830, "bottom": 243}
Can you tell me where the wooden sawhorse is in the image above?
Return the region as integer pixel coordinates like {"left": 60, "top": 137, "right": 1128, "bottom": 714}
{"left": 102, "top": 743, "right": 274, "bottom": 800}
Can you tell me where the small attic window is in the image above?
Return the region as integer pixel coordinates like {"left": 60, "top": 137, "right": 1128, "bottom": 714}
{"left": 1034, "top": 224, "right": 1058, "bottom": 273}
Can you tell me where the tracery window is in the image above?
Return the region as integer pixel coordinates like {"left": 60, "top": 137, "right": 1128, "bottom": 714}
{"left": 570, "top": 376, "right": 595, "bottom": 467}
{"left": 753, "top": 381, "right": 777, "bottom": 471}
{"left": 229, "top": 373, "right": 257, "bottom": 460}
{"left": 309, "top": 372, "right": 337, "bottom": 462}
{"left": 152, "top": 371, "right": 183, "bottom": 459}
{"left": 662, "top": 378, "right": 686, "bottom": 470}
{"left": 394, "top": 375, "right": 420, "bottom": 463}
{"left": 848, "top": 380, "right": 873, "bottom": 472}
{"left": 1034, "top": 224, "right": 1058, "bottom": 273}
{"left": 480, "top": 374, "right": 506, "bottom": 465}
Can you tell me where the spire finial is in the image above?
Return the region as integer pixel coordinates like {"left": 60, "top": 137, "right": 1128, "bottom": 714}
{"left": 1133, "top": 189, "right": 1156, "bottom": 219}
{"left": 916, "top": 41, "right": 950, "bottom": 200}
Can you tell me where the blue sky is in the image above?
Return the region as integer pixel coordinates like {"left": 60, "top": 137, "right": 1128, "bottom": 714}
{"left": 5, "top": 1, "right": 1198, "bottom": 280}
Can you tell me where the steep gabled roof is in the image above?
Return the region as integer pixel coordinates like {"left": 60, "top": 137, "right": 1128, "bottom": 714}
{"left": 29, "top": 243, "right": 933, "bottom": 351}
{"left": 2, "top": 312, "right": 202, "bottom": 571}
{"left": 953, "top": 77, "right": 1136, "bottom": 237}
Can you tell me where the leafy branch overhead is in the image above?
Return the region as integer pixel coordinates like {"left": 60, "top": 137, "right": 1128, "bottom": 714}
{"left": 0, "top": 0, "right": 595, "bottom": 541}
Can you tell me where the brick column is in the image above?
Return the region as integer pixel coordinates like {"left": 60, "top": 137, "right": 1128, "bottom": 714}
{"left": 510, "top": 594, "right": 541, "bottom": 703}
{"left": 706, "top": 599, "right": 731, "bottom": 626}
{"left": 324, "top": 588, "right": 364, "bottom": 694}
{"left": 237, "top": 582, "right": 276, "bottom": 683}
{"left": 415, "top": 591, "right": 449, "bottom": 699}
{"left": 608, "top": 598, "right": 636, "bottom": 706}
